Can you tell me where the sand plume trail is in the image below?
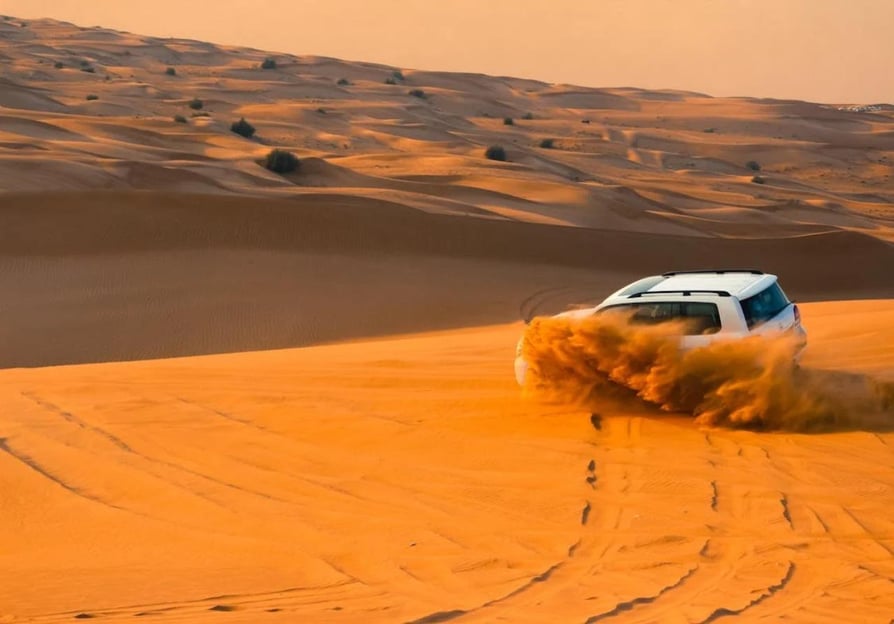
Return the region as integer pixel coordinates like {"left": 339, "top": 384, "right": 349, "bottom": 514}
{"left": 521, "top": 313, "right": 894, "bottom": 431}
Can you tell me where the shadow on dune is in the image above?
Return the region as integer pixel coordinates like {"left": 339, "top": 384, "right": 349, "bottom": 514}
{"left": 1, "top": 191, "right": 893, "bottom": 368}
{"left": 521, "top": 314, "right": 894, "bottom": 433}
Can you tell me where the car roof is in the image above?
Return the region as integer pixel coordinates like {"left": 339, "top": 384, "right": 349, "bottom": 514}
{"left": 651, "top": 272, "right": 775, "bottom": 299}
{"left": 606, "top": 270, "right": 778, "bottom": 301}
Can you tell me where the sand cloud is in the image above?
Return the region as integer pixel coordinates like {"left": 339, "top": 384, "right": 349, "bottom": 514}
{"left": 521, "top": 314, "right": 893, "bottom": 431}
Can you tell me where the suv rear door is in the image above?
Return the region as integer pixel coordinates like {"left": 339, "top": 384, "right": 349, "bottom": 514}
{"left": 738, "top": 282, "right": 798, "bottom": 335}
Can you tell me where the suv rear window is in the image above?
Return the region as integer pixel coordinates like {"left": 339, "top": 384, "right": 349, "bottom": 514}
{"left": 739, "top": 282, "right": 790, "bottom": 328}
{"left": 600, "top": 301, "right": 721, "bottom": 335}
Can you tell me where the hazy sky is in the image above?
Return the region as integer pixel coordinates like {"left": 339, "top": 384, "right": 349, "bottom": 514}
{"left": 2, "top": 0, "right": 892, "bottom": 103}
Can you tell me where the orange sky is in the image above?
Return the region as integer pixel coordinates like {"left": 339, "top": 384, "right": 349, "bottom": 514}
{"left": 2, "top": 0, "right": 892, "bottom": 103}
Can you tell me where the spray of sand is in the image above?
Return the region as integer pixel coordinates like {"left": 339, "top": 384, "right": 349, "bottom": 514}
{"left": 521, "top": 313, "right": 893, "bottom": 431}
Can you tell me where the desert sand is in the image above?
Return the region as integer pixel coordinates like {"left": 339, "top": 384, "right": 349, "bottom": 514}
{"left": 1, "top": 302, "right": 893, "bottom": 623}
{"left": 1, "top": 15, "right": 893, "bottom": 624}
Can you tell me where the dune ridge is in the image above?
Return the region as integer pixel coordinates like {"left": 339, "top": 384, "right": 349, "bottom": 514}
{"left": 0, "top": 16, "right": 892, "bottom": 242}
{"left": 1, "top": 191, "right": 893, "bottom": 368}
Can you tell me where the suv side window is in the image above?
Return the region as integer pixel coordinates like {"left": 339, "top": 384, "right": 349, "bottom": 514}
{"left": 683, "top": 302, "right": 723, "bottom": 335}
{"left": 739, "top": 283, "right": 790, "bottom": 328}
{"left": 601, "top": 301, "right": 721, "bottom": 335}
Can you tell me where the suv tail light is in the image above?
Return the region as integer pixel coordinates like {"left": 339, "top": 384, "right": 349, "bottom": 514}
{"left": 793, "top": 304, "right": 801, "bottom": 325}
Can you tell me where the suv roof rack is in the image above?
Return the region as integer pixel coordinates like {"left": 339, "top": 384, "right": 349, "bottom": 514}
{"left": 662, "top": 269, "right": 763, "bottom": 277}
{"left": 630, "top": 289, "right": 731, "bottom": 298}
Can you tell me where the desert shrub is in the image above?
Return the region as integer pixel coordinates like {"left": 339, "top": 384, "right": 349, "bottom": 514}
{"left": 316, "top": 107, "right": 326, "bottom": 114}
{"left": 230, "top": 117, "right": 256, "bottom": 138}
{"left": 173, "top": 114, "right": 188, "bottom": 123}
{"left": 485, "top": 145, "right": 507, "bottom": 161}
{"left": 165, "top": 67, "right": 177, "bottom": 76}
{"left": 188, "top": 98, "right": 204, "bottom": 110}
{"left": 581, "top": 118, "right": 591, "bottom": 124}
{"left": 522, "top": 112, "right": 534, "bottom": 120}
{"left": 751, "top": 175, "right": 766, "bottom": 184}
{"left": 391, "top": 70, "right": 405, "bottom": 82}
{"left": 336, "top": 78, "right": 350, "bottom": 86}
{"left": 80, "top": 60, "right": 89, "bottom": 67}
{"left": 503, "top": 117, "right": 514, "bottom": 125}
{"left": 264, "top": 149, "right": 299, "bottom": 174}
{"left": 539, "top": 138, "right": 555, "bottom": 149}
{"left": 746, "top": 160, "right": 761, "bottom": 171}
{"left": 408, "top": 89, "right": 426, "bottom": 99}
{"left": 80, "top": 66, "right": 95, "bottom": 73}
{"left": 54, "top": 61, "right": 64, "bottom": 69}
{"left": 85, "top": 94, "right": 99, "bottom": 101}
{"left": 260, "top": 57, "right": 277, "bottom": 70}
{"left": 384, "top": 77, "right": 397, "bottom": 85}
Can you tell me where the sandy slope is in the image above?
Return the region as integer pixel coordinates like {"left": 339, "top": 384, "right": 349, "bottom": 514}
{"left": 0, "top": 17, "right": 892, "bottom": 241}
{"left": 2, "top": 191, "right": 893, "bottom": 368}
{"left": 0, "top": 300, "right": 892, "bottom": 623}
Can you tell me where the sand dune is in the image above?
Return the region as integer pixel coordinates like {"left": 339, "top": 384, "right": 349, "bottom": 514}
{"left": 2, "top": 191, "right": 893, "bottom": 368}
{"left": 2, "top": 15, "right": 894, "bottom": 623}
{"left": 0, "top": 17, "right": 892, "bottom": 240}
{"left": 0, "top": 301, "right": 892, "bottom": 623}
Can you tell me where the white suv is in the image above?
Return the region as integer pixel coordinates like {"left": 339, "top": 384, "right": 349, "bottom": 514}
{"left": 515, "top": 269, "right": 806, "bottom": 385}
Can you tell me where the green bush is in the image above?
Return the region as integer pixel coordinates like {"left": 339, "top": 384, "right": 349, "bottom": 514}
{"left": 485, "top": 145, "right": 507, "bottom": 161}
{"left": 264, "top": 149, "right": 299, "bottom": 174}
{"left": 746, "top": 160, "right": 761, "bottom": 171}
{"left": 54, "top": 61, "right": 64, "bottom": 69}
{"left": 503, "top": 117, "right": 514, "bottom": 125}
{"left": 539, "top": 138, "right": 555, "bottom": 149}
{"left": 85, "top": 94, "right": 99, "bottom": 101}
{"left": 384, "top": 77, "right": 397, "bottom": 85}
{"left": 408, "top": 89, "right": 426, "bottom": 99}
{"left": 336, "top": 78, "right": 350, "bottom": 86}
{"left": 165, "top": 67, "right": 177, "bottom": 76}
{"left": 173, "top": 115, "right": 188, "bottom": 123}
{"left": 391, "top": 70, "right": 405, "bottom": 82}
{"left": 188, "top": 98, "right": 204, "bottom": 110}
{"left": 230, "top": 117, "right": 256, "bottom": 138}
{"left": 261, "top": 57, "right": 277, "bottom": 70}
